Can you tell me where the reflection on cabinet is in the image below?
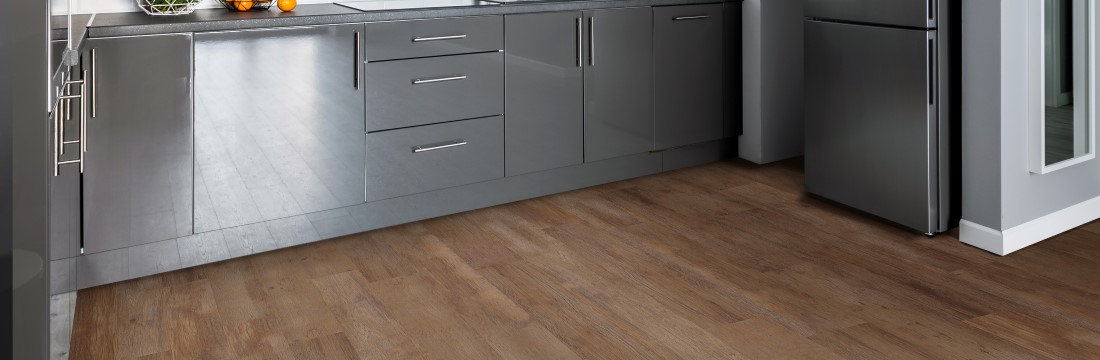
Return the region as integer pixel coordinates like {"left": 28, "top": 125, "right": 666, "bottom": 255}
{"left": 654, "top": 4, "right": 725, "bottom": 150}
{"left": 193, "top": 24, "right": 366, "bottom": 233}
{"left": 82, "top": 34, "right": 194, "bottom": 254}
{"left": 50, "top": 84, "right": 82, "bottom": 262}
{"left": 49, "top": 66, "right": 84, "bottom": 294}
{"left": 504, "top": 11, "right": 585, "bottom": 176}
{"left": 583, "top": 7, "right": 654, "bottom": 162}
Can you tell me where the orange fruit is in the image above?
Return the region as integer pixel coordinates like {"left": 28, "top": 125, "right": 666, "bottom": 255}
{"left": 277, "top": 0, "right": 296, "bottom": 11}
{"left": 233, "top": 0, "right": 253, "bottom": 11}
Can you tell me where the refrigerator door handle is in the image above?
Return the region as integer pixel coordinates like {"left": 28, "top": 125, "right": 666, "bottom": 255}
{"left": 928, "top": 37, "right": 935, "bottom": 105}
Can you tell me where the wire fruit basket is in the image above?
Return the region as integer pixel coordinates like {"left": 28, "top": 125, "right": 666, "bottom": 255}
{"left": 216, "top": 0, "right": 277, "bottom": 11}
{"left": 136, "top": 0, "right": 201, "bottom": 15}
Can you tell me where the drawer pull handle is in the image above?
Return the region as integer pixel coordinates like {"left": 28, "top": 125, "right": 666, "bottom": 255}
{"left": 412, "top": 34, "right": 467, "bottom": 42}
{"left": 673, "top": 15, "right": 709, "bottom": 21}
{"left": 413, "top": 139, "right": 467, "bottom": 153}
{"left": 412, "top": 75, "right": 467, "bottom": 85}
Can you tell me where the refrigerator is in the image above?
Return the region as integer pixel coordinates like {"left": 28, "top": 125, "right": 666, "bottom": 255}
{"left": 803, "top": 0, "right": 959, "bottom": 235}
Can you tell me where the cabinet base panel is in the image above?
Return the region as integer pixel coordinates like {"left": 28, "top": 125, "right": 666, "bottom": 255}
{"left": 74, "top": 140, "right": 730, "bottom": 289}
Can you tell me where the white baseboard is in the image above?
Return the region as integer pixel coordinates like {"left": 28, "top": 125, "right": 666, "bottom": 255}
{"left": 960, "top": 220, "right": 1007, "bottom": 255}
{"left": 961, "top": 194, "right": 1100, "bottom": 255}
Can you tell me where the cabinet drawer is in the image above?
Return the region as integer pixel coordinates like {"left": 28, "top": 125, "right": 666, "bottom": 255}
{"left": 367, "top": 116, "right": 503, "bottom": 201}
{"left": 363, "top": 16, "right": 503, "bottom": 61}
{"left": 366, "top": 51, "right": 503, "bottom": 132}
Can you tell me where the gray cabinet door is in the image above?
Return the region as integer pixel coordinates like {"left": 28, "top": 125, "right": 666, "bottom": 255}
{"left": 193, "top": 25, "right": 366, "bottom": 233}
{"left": 83, "top": 34, "right": 194, "bottom": 254}
{"left": 582, "top": 7, "right": 654, "bottom": 162}
{"left": 654, "top": 4, "right": 725, "bottom": 150}
{"left": 504, "top": 11, "right": 584, "bottom": 176}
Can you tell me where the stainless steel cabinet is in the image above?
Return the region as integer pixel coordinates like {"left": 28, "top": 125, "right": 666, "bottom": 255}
{"left": 653, "top": 4, "right": 725, "bottom": 150}
{"left": 503, "top": 11, "right": 585, "bottom": 176}
{"left": 82, "top": 34, "right": 194, "bottom": 254}
{"left": 194, "top": 25, "right": 366, "bottom": 233}
{"left": 582, "top": 7, "right": 654, "bottom": 162}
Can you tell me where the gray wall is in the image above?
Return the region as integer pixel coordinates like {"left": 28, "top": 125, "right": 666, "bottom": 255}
{"left": 740, "top": 0, "right": 804, "bottom": 164}
{"left": 6, "top": 0, "right": 51, "bottom": 356}
{"left": 963, "top": 0, "right": 1100, "bottom": 233}
{"left": 1001, "top": 0, "right": 1100, "bottom": 229}
{"left": 962, "top": 0, "right": 1003, "bottom": 230}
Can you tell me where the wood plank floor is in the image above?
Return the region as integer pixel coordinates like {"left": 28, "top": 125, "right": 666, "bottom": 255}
{"left": 70, "top": 159, "right": 1100, "bottom": 359}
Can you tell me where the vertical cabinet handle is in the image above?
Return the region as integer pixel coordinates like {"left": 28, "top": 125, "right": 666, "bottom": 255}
{"left": 79, "top": 70, "right": 87, "bottom": 156}
{"left": 90, "top": 48, "right": 97, "bottom": 118}
{"left": 928, "top": 38, "right": 934, "bottom": 105}
{"left": 588, "top": 17, "right": 595, "bottom": 66}
{"left": 354, "top": 31, "right": 361, "bottom": 90}
{"left": 52, "top": 107, "right": 60, "bottom": 176}
{"left": 576, "top": 17, "right": 583, "bottom": 67}
{"left": 60, "top": 84, "right": 69, "bottom": 154}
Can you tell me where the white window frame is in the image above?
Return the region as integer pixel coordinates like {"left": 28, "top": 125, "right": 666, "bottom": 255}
{"left": 1031, "top": 0, "right": 1097, "bottom": 174}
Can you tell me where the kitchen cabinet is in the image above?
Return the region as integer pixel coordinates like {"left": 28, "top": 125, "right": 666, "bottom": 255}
{"left": 82, "top": 34, "right": 194, "bottom": 254}
{"left": 65, "top": 5, "right": 736, "bottom": 287}
{"left": 505, "top": 8, "right": 653, "bottom": 169}
{"left": 362, "top": 15, "right": 503, "bottom": 62}
{"left": 366, "top": 51, "right": 504, "bottom": 132}
{"left": 503, "top": 11, "right": 585, "bottom": 176}
{"left": 193, "top": 24, "right": 366, "bottom": 233}
{"left": 367, "top": 116, "right": 504, "bottom": 201}
{"left": 582, "top": 7, "right": 654, "bottom": 162}
{"left": 653, "top": 4, "right": 725, "bottom": 150}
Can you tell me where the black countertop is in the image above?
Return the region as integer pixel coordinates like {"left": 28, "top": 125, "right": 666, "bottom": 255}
{"left": 73, "top": 0, "right": 729, "bottom": 38}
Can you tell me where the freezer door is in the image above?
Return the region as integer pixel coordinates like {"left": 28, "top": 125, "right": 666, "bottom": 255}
{"left": 804, "top": 0, "right": 935, "bottom": 28}
{"left": 804, "top": 20, "right": 940, "bottom": 233}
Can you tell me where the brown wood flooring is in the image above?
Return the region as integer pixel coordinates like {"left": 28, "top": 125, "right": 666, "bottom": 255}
{"left": 70, "top": 159, "right": 1100, "bottom": 359}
